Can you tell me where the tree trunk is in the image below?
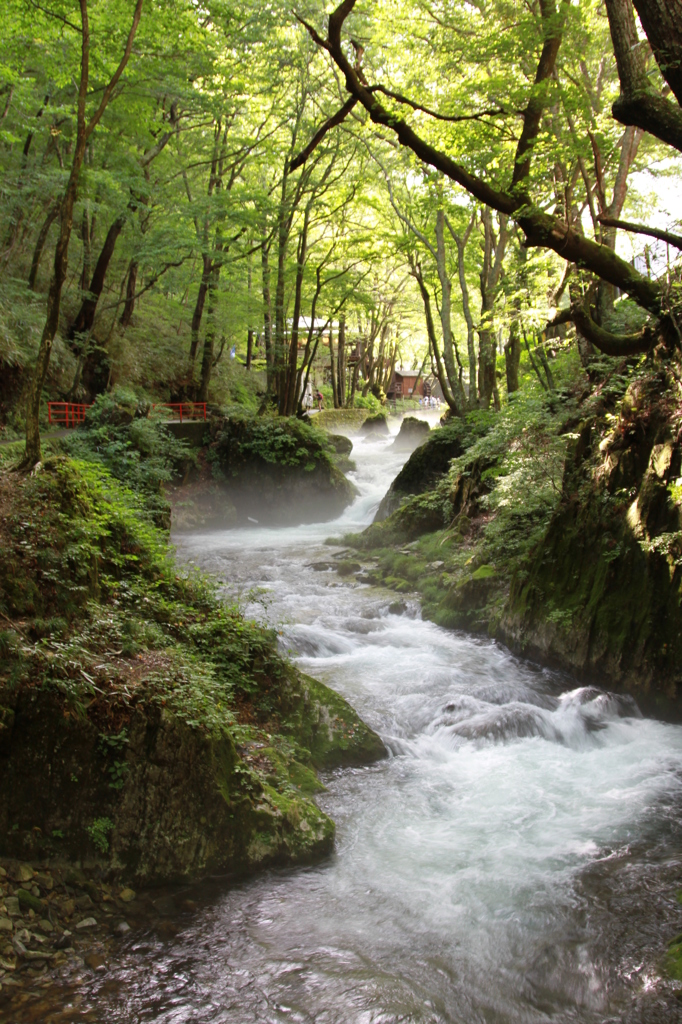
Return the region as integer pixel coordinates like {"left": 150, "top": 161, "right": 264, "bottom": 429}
{"left": 477, "top": 329, "right": 497, "bottom": 409}
{"left": 632, "top": 0, "right": 682, "bottom": 106}
{"left": 189, "top": 254, "right": 212, "bottom": 361}
{"left": 69, "top": 213, "right": 126, "bottom": 341}
{"left": 198, "top": 267, "right": 220, "bottom": 402}
{"left": 79, "top": 207, "right": 92, "bottom": 295}
{"left": 337, "top": 316, "right": 346, "bottom": 407}
{"left": 282, "top": 212, "right": 309, "bottom": 416}
{"left": 329, "top": 327, "right": 338, "bottom": 408}
{"left": 27, "top": 204, "right": 59, "bottom": 290}
{"left": 261, "top": 238, "right": 273, "bottom": 387}
{"left": 245, "top": 258, "right": 253, "bottom": 369}
{"left": 504, "top": 321, "right": 521, "bottom": 394}
{"left": 23, "top": 0, "right": 144, "bottom": 467}
{"left": 119, "top": 259, "right": 138, "bottom": 328}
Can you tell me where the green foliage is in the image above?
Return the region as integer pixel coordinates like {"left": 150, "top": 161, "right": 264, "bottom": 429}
{"left": 86, "top": 817, "right": 114, "bottom": 854}
{"left": 64, "top": 389, "right": 195, "bottom": 525}
{"left": 212, "top": 415, "right": 335, "bottom": 474}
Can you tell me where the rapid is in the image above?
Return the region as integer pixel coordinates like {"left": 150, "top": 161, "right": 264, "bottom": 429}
{"left": 52, "top": 420, "right": 682, "bottom": 1021}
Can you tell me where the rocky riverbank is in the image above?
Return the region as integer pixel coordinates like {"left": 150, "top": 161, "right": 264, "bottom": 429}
{"left": 0, "top": 449, "right": 384, "bottom": 1004}
{"left": 334, "top": 358, "right": 682, "bottom": 721}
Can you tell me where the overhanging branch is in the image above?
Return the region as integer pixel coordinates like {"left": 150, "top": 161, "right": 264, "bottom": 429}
{"left": 598, "top": 214, "right": 682, "bottom": 250}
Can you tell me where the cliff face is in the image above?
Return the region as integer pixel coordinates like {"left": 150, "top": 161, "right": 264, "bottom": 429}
{"left": 0, "top": 457, "right": 383, "bottom": 884}
{"left": 501, "top": 374, "right": 682, "bottom": 718}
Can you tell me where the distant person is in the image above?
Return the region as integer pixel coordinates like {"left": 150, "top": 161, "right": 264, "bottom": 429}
{"left": 316, "top": 390, "right": 324, "bottom": 411}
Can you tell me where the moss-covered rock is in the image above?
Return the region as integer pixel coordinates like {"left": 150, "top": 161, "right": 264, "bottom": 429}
{"left": 0, "top": 458, "right": 383, "bottom": 884}
{"left": 359, "top": 412, "right": 389, "bottom": 435}
{"left": 176, "top": 414, "right": 357, "bottom": 527}
{"left": 500, "top": 414, "right": 682, "bottom": 718}
{"left": 390, "top": 416, "right": 430, "bottom": 451}
{"left": 375, "top": 421, "right": 471, "bottom": 521}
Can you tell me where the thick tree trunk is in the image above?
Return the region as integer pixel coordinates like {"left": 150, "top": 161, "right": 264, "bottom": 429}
{"left": 119, "top": 259, "right": 138, "bottom": 328}
{"left": 632, "top": 0, "right": 682, "bottom": 106}
{"left": 477, "top": 328, "right": 497, "bottom": 409}
{"left": 69, "top": 213, "right": 126, "bottom": 341}
{"left": 605, "top": 0, "right": 682, "bottom": 153}
{"left": 27, "top": 204, "right": 59, "bottom": 290}
{"left": 273, "top": 166, "right": 291, "bottom": 406}
{"left": 504, "top": 321, "right": 521, "bottom": 394}
{"left": 282, "top": 214, "right": 308, "bottom": 416}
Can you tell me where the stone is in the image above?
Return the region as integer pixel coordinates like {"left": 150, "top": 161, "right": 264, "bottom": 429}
{"left": 16, "top": 864, "right": 34, "bottom": 883}
{"left": 118, "top": 888, "right": 136, "bottom": 903}
{"left": 75, "top": 917, "right": 98, "bottom": 930}
{"left": 75, "top": 894, "right": 94, "bottom": 911}
{"left": 84, "top": 952, "right": 106, "bottom": 972}
{"left": 61, "top": 899, "right": 75, "bottom": 918}
{"left": 4, "top": 898, "right": 20, "bottom": 918}
{"left": 113, "top": 921, "right": 131, "bottom": 936}
{"left": 12, "top": 936, "right": 27, "bottom": 956}
{"left": 34, "top": 873, "right": 53, "bottom": 892}
{"left": 16, "top": 889, "right": 44, "bottom": 913}
{"left": 38, "top": 919, "right": 53, "bottom": 934}
{"left": 0, "top": 955, "right": 16, "bottom": 971}
{"left": 0, "top": 918, "right": 12, "bottom": 933}
{"left": 0, "top": 867, "right": 6, "bottom": 878}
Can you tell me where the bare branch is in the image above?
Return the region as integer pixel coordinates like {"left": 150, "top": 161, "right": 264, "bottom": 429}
{"left": 368, "top": 84, "right": 505, "bottom": 124}
{"left": 289, "top": 96, "right": 358, "bottom": 172}
{"left": 598, "top": 215, "right": 682, "bottom": 250}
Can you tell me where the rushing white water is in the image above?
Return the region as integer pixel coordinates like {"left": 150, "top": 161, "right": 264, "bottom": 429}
{"left": 55, "top": 419, "right": 682, "bottom": 1022}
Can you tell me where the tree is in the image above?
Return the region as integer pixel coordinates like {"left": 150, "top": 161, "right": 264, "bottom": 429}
{"left": 22, "top": 0, "right": 144, "bottom": 467}
{"left": 295, "top": 0, "right": 671, "bottom": 354}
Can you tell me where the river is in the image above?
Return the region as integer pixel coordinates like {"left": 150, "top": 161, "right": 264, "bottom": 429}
{"left": 29, "top": 421, "right": 682, "bottom": 1021}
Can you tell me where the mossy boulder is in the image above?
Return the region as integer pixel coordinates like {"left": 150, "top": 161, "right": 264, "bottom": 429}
{"left": 0, "top": 457, "right": 383, "bottom": 885}
{"left": 326, "top": 433, "right": 353, "bottom": 457}
{"left": 375, "top": 421, "right": 470, "bottom": 521}
{"left": 359, "top": 412, "right": 389, "bottom": 435}
{"left": 390, "top": 416, "right": 430, "bottom": 451}
{"left": 196, "top": 415, "right": 356, "bottom": 527}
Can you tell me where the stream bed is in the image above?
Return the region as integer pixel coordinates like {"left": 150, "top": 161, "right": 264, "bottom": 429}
{"left": 21, "top": 421, "right": 682, "bottom": 1022}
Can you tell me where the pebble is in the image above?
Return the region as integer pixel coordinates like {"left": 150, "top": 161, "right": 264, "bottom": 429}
{"left": 84, "top": 952, "right": 106, "bottom": 972}
{"left": 118, "top": 888, "right": 136, "bottom": 903}
{"left": 0, "top": 917, "right": 12, "bottom": 933}
{"left": 113, "top": 921, "right": 131, "bottom": 936}
{"left": 5, "top": 897, "right": 20, "bottom": 917}
{"left": 16, "top": 865, "right": 34, "bottom": 883}
{"left": 75, "top": 917, "right": 98, "bottom": 930}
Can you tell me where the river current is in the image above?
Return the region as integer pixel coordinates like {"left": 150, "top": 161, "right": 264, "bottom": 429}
{"left": 32, "top": 420, "right": 682, "bottom": 1021}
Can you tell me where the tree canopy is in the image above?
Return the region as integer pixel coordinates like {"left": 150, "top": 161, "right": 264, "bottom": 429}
{"left": 0, "top": 0, "right": 680, "bottom": 460}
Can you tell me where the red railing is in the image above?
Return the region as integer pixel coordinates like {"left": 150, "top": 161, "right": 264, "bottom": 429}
{"left": 47, "top": 400, "right": 207, "bottom": 427}
{"left": 153, "top": 402, "right": 207, "bottom": 421}
{"left": 47, "top": 402, "right": 92, "bottom": 427}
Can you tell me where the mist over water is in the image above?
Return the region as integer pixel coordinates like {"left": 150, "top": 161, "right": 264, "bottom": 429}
{"left": 61, "top": 416, "right": 682, "bottom": 1021}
